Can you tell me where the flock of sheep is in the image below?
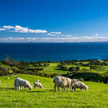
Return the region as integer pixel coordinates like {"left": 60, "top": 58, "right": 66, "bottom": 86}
{"left": 14, "top": 76, "right": 88, "bottom": 92}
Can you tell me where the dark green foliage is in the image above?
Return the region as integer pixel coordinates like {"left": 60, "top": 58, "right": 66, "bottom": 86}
{"left": 0, "top": 66, "right": 10, "bottom": 76}
{"left": 90, "top": 65, "right": 98, "bottom": 69}
{"left": 75, "top": 66, "right": 80, "bottom": 71}
{"left": 57, "top": 65, "right": 67, "bottom": 70}
{"left": 27, "top": 68, "right": 37, "bottom": 72}
{"left": 33, "top": 63, "right": 39, "bottom": 67}
{"left": 69, "top": 67, "right": 76, "bottom": 72}
{"left": 68, "top": 72, "right": 105, "bottom": 82}
{"left": 1, "top": 57, "right": 108, "bottom": 82}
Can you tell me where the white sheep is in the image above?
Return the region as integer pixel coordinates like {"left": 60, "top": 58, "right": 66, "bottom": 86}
{"left": 14, "top": 78, "right": 32, "bottom": 90}
{"left": 0, "top": 80, "right": 1, "bottom": 84}
{"left": 72, "top": 81, "right": 88, "bottom": 91}
{"left": 9, "top": 74, "right": 12, "bottom": 77}
{"left": 53, "top": 76, "right": 77, "bottom": 92}
{"left": 7, "top": 77, "right": 9, "bottom": 79}
{"left": 62, "top": 79, "right": 79, "bottom": 91}
{"left": 36, "top": 79, "right": 39, "bottom": 82}
{"left": 33, "top": 82, "right": 43, "bottom": 89}
{"left": 79, "top": 78, "right": 84, "bottom": 81}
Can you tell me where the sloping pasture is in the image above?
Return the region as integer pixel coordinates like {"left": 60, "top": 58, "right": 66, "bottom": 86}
{"left": 0, "top": 74, "right": 108, "bottom": 108}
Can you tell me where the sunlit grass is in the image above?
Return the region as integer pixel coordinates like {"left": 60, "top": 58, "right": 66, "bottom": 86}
{"left": 0, "top": 74, "right": 108, "bottom": 108}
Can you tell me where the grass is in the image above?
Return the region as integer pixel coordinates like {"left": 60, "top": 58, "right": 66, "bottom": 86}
{"left": 0, "top": 74, "right": 108, "bottom": 108}
{"left": 1, "top": 60, "right": 108, "bottom": 75}
{"left": 1, "top": 60, "right": 108, "bottom": 83}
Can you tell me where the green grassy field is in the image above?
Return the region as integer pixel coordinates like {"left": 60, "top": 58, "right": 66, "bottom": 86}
{"left": 0, "top": 74, "right": 108, "bottom": 108}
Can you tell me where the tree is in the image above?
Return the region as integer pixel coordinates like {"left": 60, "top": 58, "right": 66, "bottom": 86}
{"left": 76, "top": 66, "right": 80, "bottom": 71}
{"left": 69, "top": 67, "right": 76, "bottom": 72}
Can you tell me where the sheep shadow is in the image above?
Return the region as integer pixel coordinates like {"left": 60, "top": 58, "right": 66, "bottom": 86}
{"left": 27, "top": 90, "right": 46, "bottom": 93}
{"left": 0, "top": 87, "right": 14, "bottom": 91}
{"left": 27, "top": 89, "right": 54, "bottom": 93}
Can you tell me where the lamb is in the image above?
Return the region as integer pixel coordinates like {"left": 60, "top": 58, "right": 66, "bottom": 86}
{"left": 79, "top": 78, "right": 84, "bottom": 81}
{"left": 72, "top": 81, "right": 88, "bottom": 91}
{"left": 33, "top": 82, "right": 43, "bottom": 89}
{"left": 14, "top": 78, "right": 32, "bottom": 90}
{"left": 36, "top": 79, "right": 39, "bottom": 82}
{"left": 53, "top": 76, "right": 77, "bottom": 92}
{"left": 9, "top": 74, "right": 12, "bottom": 77}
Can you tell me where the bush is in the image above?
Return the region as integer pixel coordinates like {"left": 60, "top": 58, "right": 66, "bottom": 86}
{"left": 76, "top": 66, "right": 80, "bottom": 71}
{"left": 69, "top": 67, "right": 76, "bottom": 72}
{"left": 57, "top": 65, "right": 67, "bottom": 70}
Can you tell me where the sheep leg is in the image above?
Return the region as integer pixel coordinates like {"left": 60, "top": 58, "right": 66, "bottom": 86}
{"left": 21, "top": 86, "right": 24, "bottom": 90}
{"left": 67, "top": 87, "right": 69, "bottom": 92}
{"left": 64, "top": 88, "right": 66, "bottom": 92}
{"left": 18, "top": 86, "right": 20, "bottom": 90}
{"left": 54, "top": 84, "right": 56, "bottom": 91}
{"left": 62, "top": 88, "right": 64, "bottom": 90}
{"left": 34, "top": 85, "right": 36, "bottom": 89}
{"left": 22, "top": 86, "right": 24, "bottom": 90}
{"left": 15, "top": 86, "right": 17, "bottom": 90}
{"left": 20, "top": 86, "right": 23, "bottom": 90}
{"left": 74, "top": 87, "right": 76, "bottom": 91}
{"left": 72, "top": 86, "right": 74, "bottom": 91}
{"left": 80, "top": 89, "right": 82, "bottom": 91}
{"left": 57, "top": 86, "right": 61, "bottom": 92}
{"left": 63, "top": 87, "right": 66, "bottom": 92}
{"left": 20, "top": 86, "right": 22, "bottom": 90}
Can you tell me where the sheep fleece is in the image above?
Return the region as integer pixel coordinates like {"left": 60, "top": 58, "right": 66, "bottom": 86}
{"left": 53, "top": 76, "right": 76, "bottom": 91}
{"left": 14, "top": 78, "right": 32, "bottom": 90}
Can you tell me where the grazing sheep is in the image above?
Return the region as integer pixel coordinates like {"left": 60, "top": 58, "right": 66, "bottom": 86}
{"left": 79, "top": 78, "right": 84, "bottom": 81}
{"left": 14, "top": 78, "right": 32, "bottom": 90}
{"left": 72, "top": 81, "right": 88, "bottom": 91}
{"left": 33, "top": 82, "right": 43, "bottom": 89}
{"left": 7, "top": 77, "right": 9, "bottom": 79}
{"left": 53, "top": 76, "right": 77, "bottom": 92}
{"left": 36, "top": 79, "right": 39, "bottom": 82}
{"left": 9, "top": 74, "right": 12, "bottom": 77}
{"left": 62, "top": 79, "right": 79, "bottom": 91}
{"left": 0, "top": 80, "right": 1, "bottom": 84}
{"left": 72, "top": 79, "right": 79, "bottom": 82}
{"left": 14, "top": 76, "right": 19, "bottom": 78}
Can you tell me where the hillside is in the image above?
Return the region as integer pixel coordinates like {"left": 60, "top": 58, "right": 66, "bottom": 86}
{"left": 0, "top": 58, "right": 108, "bottom": 82}
{"left": 0, "top": 74, "right": 108, "bottom": 108}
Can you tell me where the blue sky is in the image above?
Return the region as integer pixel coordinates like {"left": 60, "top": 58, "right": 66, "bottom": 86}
{"left": 0, "top": 0, "right": 108, "bottom": 42}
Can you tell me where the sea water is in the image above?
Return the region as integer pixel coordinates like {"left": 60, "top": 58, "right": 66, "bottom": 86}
{"left": 0, "top": 43, "right": 108, "bottom": 62}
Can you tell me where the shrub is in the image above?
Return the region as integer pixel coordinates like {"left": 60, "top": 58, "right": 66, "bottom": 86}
{"left": 69, "top": 67, "right": 76, "bottom": 72}
{"left": 76, "top": 66, "right": 80, "bottom": 71}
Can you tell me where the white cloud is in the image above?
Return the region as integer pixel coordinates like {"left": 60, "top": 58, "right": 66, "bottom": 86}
{"left": 57, "top": 34, "right": 73, "bottom": 37}
{"left": 54, "top": 32, "right": 61, "bottom": 34}
{"left": 47, "top": 32, "right": 72, "bottom": 37}
{"left": 65, "top": 35, "right": 73, "bottom": 37}
{"left": 50, "top": 32, "right": 61, "bottom": 34}
{"left": 1, "top": 25, "right": 47, "bottom": 33}
{"left": 95, "top": 34, "right": 99, "bottom": 36}
{"left": 47, "top": 33, "right": 56, "bottom": 36}
{"left": 0, "top": 28, "right": 6, "bottom": 31}
{"left": 3, "top": 25, "right": 14, "bottom": 29}
{"left": 14, "top": 25, "right": 29, "bottom": 33}
{"left": 0, "top": 36, "right": 108, "bottom": 43}
{"left": 47, "top": 32, "right": 61, "bottom": 36}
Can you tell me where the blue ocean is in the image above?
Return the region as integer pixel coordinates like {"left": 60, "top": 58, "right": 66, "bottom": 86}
{"left": 0, "top": 43, "right": 108, "bottom": 62}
